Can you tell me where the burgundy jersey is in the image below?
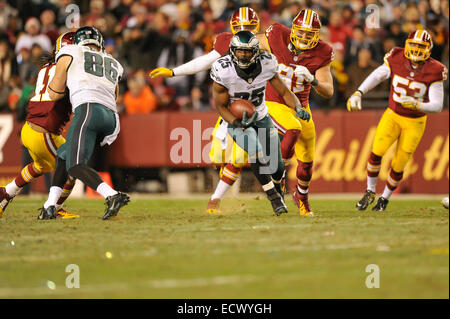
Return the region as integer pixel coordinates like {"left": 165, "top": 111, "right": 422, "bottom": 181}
{"left": 264, "top": 23, "right": 333, "bottom": 107}
{"left": 26, "top": 63, "right": 72, "bottom": 135}
{"left": 213, "top": 32, "right": 234, "bottom": 56}
{"left": 385, "top": 47, "right": 447, "bottom": 118}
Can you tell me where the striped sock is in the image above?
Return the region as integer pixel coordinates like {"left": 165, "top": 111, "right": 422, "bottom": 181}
{"left": 6, "top": 164, "right": 42, "bottom": 196}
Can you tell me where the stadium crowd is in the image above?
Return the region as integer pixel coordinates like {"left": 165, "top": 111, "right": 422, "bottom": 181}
{"left": 0, "top": 0, "right": 448, "bottom": 117}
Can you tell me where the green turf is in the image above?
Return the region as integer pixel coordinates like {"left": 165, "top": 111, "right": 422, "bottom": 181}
{"left": 0, "top": 196, "right": 448, "bottom": 299}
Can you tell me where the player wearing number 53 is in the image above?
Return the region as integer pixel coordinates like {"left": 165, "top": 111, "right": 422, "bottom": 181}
{"left": 40, "top": 26, "right": 130, "bottom": 220}
{"left": 347, "top": 29, "right": 447, "bottom": 211}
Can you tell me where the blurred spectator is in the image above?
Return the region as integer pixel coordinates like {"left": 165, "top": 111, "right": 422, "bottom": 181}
{"left": 84, "top": 0, "right": 117, "bottom": 38}
{"left": 364, "top": 27, "right": 384, "bottom": 63}
{"left": 280, "top": 0, "right": 304, "bottom": 27}
{"left": 383, "top": 37, "right": 396, "bottom": 55}
{"left": 345, "top": 48, "right": 387, "bottom": 99}
{"left": 327, "top": 10, "right": 353, "bottom": 54}
{"left": 403, "top": 6, "right": 424, "bottom": 34}
{"left": 157, "top": 86, "right": 181, "bottom": 111}
{"left": 386, "top": 21, "right": 408, "bottom": 47}
{"left": 40, "top": 9, "right": 59, "bottom": 44}
{"left": 15, "top": 17, "right": 52, "bottom": 55}
{"left": 344, "top": 25, "right": 378, "bottom": 68}
{"left": 2, "top": 12, "right": 21, "bottom": 46}
{"left": 342, "top": 4, "right": 358, "bottom": 29}
{"left": 0, "top": 0, "right": 18, "bottom": 31}
{"left": 123, "top": 70, "right": 158, "bottom": 114}
{"left": 185, "top": 87, "right": 210, "bottom": 111}
{"left": 157, "top": 29, "right": 195, "bottom": 97}
{"left": 0, "top": 37, "right": 18, "bottom": 112}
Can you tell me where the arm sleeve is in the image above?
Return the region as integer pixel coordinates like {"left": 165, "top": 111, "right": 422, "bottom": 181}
{"left": 419, "top": 81, "right": 444, "bottom": 113}
{"left": 172, "top": 50, "right": 221, "bottom": 76}
{"left": 357, "top": 63, "right": 391, "bottom": 94}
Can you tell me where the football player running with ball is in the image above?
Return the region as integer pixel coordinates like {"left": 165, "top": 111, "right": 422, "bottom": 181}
{"left": 210, "top": 31, "right": 309, "bottom": 216}
{"left": 39, "top": 26, "right": 129, "bottom": 220}
{"left": 257, "top": 9, "right": 334, "bottom": 216}
{"left": 347, "top": 29, "right": 447, "bottom": 211}
{"left": 0, "top": 32, "right": 78, "bottom": 219}
{"left": 150, "top": 7, "right": 262, "bottom": 214}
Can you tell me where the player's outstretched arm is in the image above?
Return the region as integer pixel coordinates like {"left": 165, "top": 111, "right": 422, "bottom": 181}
{"left": 48, "top": 55, "right": 72, "bottom": 101}
{"left": 347, "top": 63, "right": 391, "bottom": 111}
{"left": 270, "top": 74, "right": 310, "bottom": 122}
{"left": 150, "top": 50, "right": 222, "bottom": 78}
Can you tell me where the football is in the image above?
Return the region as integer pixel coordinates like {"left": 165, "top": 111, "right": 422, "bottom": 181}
{"left": 229, "top": 99, "right": 255, "bottom": 119}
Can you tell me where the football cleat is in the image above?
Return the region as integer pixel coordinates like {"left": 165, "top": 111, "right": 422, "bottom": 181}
{"left": 292, "top": 190, "right": 314, "bottom": 216}
{"left": 372, "top": 197, "right": 389, "bottom": 212}
{"left": 102, "top": 192, "right": 130, "bottom": 220}
{"left": 57, "top": 207, "right": 80, "bottom": 219}
{"left": 0, "top": 187, "right": 14, "bottom": 218}
{"left": 356, "top": 189, "right": 376, "bottom": 211}
{"left": 206, "top": 198, "right": 222, "bottom": 214}
{"left": 267, "top": 188, "right": 288, "bottom": 216}
{"left": 38, "top": 206, "right": 57, "bottom": 220}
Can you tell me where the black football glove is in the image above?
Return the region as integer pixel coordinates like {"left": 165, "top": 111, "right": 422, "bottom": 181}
{"left": 295, "top": 106, "right": 311, "bottom": 122}
{"left": 233, "top": 111, "right": 258, "bottom": 129}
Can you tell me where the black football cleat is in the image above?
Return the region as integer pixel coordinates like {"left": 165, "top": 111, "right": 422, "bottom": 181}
{"left": 38, "top": 206, "right": 57, "bottom": 220}
{"left": 102, "top": 192, "right": 130, "bottom": 220}
{"left": 356, "top": 189, "right": 376, "bottom": 211}
{"left": 372, "top": 197, "right": 389, "bottom": 212}
{"left": 267, "top": 188, "right": 287, "bottom": 216}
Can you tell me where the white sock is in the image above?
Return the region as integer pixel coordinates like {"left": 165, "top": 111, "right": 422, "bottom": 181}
{"left": 211, "top": 180, "right": 231, "bottom": 200}
{"left": 381, "top": 186, "right": 393, "bottom": 200}
{"left": 367, "top": 176, "right": 377, "bottom": 192}
{"left": 5, "top": 180, "right": 21, "bottom": 197}
{"left": 44, "top": 186, "right": 63, "bottom": 209}
{"left": 96, "top": 182, "right": 118, "bottom": 198}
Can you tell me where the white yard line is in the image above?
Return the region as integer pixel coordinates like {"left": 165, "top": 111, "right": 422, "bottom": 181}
{"left": 0, "top": 274, "right": 261, "bottom": 298}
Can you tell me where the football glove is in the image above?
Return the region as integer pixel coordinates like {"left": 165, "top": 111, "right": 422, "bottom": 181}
{"left": 149, "top": 67, "right": 174, "bottom": 78}
{"left": 400, "top": 96, "right": 420, "bottom": 110}
{"left": 233, "top": 111, "right": 258, "bottom": 129}
{"left": 295, "top": 106, "right": 311, "bottom": 122}
{"left": 346, "top": 91, "right": 362, "bottom": 111}
{"left": 294, "top": 65, "right": 315, "bottom": 83}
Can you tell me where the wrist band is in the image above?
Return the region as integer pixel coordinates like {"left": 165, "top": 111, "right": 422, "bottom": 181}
{"left": 48, "top": 85, "right": 65, "bottom": 95}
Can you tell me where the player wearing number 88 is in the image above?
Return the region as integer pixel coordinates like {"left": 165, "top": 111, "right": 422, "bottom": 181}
{"left": 347, "top": 29, "right": 447, "bottom": 211}
{"left": 39, "top": 26, "right": 130, "bottom": 220}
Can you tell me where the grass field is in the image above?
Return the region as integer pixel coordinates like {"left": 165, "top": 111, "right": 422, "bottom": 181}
{"left": 0, "top": 194, "right": 448, "bottom": 299}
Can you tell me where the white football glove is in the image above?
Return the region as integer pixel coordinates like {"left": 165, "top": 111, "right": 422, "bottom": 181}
{"left": 294, "top": 65, "right": 314, "bottom": 83}
{"left": 346, "top": 91, "right": 362, "bottom": 111}
{"left": 400, "top": 96, "right": 420, "bottom": 110}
